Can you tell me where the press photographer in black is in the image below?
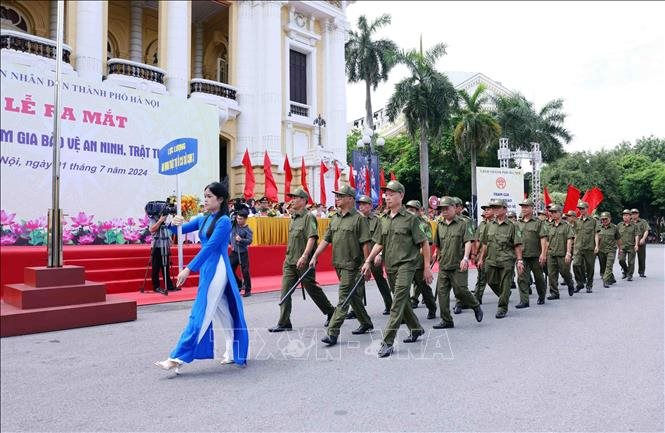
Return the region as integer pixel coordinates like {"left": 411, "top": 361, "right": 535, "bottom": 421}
{"left": 148, "top": 206, "right": 178, "bottom": 293}
{"left": 229, "top": 208, "right": 253, "bottom": 297}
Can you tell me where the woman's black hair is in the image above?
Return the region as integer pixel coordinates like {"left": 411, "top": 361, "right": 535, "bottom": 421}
{"left": 204, "top": 179, "right": 229, "bottom": 238}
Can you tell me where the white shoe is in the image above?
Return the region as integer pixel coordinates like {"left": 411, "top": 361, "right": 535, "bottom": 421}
{"left": 154, "top": 359, "right": 182, "bottom": 374}
{"left": 219, "top": 357, "right": 234, "bottom": 365}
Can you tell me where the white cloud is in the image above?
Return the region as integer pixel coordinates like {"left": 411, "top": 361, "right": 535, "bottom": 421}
{"left": 345, "top": 1, "right": 665, "bottom": 152}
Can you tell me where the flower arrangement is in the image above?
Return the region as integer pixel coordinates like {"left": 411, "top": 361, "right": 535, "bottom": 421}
{"left": 180, "top": 194, "right": 201, "bottom": 220}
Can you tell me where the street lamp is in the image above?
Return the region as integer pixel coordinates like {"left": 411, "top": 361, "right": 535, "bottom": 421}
{"left": 313, "top": 114, "right": 326, "bottom": 148}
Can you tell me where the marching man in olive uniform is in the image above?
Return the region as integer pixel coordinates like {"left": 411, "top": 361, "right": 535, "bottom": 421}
{"left": 432, "top": 196, "right": 483, "bottom": 328}
{"left": 477, "top": 198, "right": 524, "bottom": 319}
{"left": 618, "top": 209, "right": 640, "bottom": 281}
{"left": 269, "top": 187, "right": 335, "bottom": 332}
{"left": 473, "top": 204, "right": 494, "bottom": 304}
{"left": 516, "top": 199, "right": 548, "bottom": 306}
{"left": 357, "top": 195, "right": 392, "bottom": 315}
{"left": 596, "top": 211, "right": 621, "bottom": 288}
{"left": 545, "top": 204, "right": 575, "bottom": 299}
{"left": 361, "top": 180, "right": 432, "bottom": 358}
{"left": 573, "top": 201, "right": 599, "bottom": 293}
{"left": 406, "top": 200, "right": 437, "bottom": 320}
{"left": 630, "top": 209, "right": 650, "bottom": 278}
{"left": 310, "top": 185, "right": 374, "bottom": 346}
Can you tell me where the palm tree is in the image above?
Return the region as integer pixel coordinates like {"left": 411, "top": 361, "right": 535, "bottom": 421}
{"left": 493, "top": 94, "right": 571, "bottom": 162}
{"left": 386, "top": 41, "right": 458, "bottom": 205}
{"left": 345, "top": 14, "right": 397, "bottom": 130}
{"left": 452, "top": 83, "right": 502, "bottom": 223}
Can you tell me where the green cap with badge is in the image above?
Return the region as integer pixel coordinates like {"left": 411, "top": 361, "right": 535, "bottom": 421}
{"left": 630, "top": 208, "right": 639, "bottom": 213}
{"left": 356, "top": 195, "right": 372, "bottom": 204}
{"left": 452, "top": 197, "right": 463, "bottom": 206}
{"left": 332, "top": 184, "right": 356, "bottom": 197}
{"left": 600, "top": 211, "right": 611, "bottom": 219}
{"left": 622, "top": 209, "right": 631, "bottom": 215}
{"left": 519, "top": 198, "right": 534, "bottom": 207}
{"left": 405, "top": 200, "right": 422, "bottom": 209}
{"left": 382, "top": 180, "right": 405, "bottom": 194}
{"left": 549, "top": 204, "right": 563, "bottom": 212}
{"left": 438, "top": 196, "right": 455, "bottom": 208}
{"left": 577, "top": 201, "right": 588, "bottom": 209}
{"left": 489, "top": 198, "right": 507, "bottom": 208}
{"left": 287, "top": 187, "right": 309, "bottom": 199}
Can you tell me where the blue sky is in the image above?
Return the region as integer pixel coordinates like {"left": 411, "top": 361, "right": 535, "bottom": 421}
{"left": 345, "top": 1, "right": 665, "bottom": 153}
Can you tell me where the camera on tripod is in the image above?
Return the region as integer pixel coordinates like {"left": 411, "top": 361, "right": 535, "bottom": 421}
{"left": 145, "top": 197, "right": 177, "bottom": 218}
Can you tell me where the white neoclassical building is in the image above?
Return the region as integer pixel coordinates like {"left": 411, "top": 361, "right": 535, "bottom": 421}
{"left": 1, "top": 0, "right": 350, "bottom": 201}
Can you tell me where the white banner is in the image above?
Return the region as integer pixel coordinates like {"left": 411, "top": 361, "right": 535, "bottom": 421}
{"left": 476, "top": 166, "right": 525, "bottom": 215}
{"left": 1, "top": 64, "right": 219, "bottom": 226}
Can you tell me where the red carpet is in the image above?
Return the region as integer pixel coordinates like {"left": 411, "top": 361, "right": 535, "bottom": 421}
{"left": 1, "top": 245, "right": 335, "bottom": 305}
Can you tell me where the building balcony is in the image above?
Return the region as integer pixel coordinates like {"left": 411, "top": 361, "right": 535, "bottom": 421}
{"left": 104, "top": 58, "right": 167, "bottom": 94}
{"left": 0, "top": 29, "right": 75, "bottom": 75}
{"left": 289, "top": 101, "right": 310, "bottom": 118}
{"left": 188, "top": 78, "right": 240, "bottom": 127}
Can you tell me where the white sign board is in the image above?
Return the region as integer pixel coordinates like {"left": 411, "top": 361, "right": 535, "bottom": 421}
{"left": 476, "top": 166, "right": 524, "bottom": 215}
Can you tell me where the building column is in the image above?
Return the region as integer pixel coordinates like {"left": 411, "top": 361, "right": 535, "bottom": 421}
{"left": 259, "top": 1, "right": 283, "bottom": 161}
{"left": 193, "top": 23, "right": 203, "bottom": 78}
{"left": 159, "top": 0, "right": 191, "bottom": 99}
{"left": 327, "top": 18, "right": 348, "bottom": 165}
{"left": 75, "top": 1, "right": 105, "bottom": 82}
{"left": 50, "top": 0, "right": 58, "bottom": 40}
{"left": 234, "top": 0, "right": 259, "bottom": 164}
{"left": 129, "top": 1, "right": 143, "bottom": 63}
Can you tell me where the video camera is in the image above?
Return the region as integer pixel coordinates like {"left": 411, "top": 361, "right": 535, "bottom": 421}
{"left": 145, "top": 197, "right": 177, "bottom": 218}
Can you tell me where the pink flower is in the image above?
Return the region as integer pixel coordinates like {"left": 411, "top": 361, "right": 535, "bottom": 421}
{"left": 70, "top": 212, "right": 94, "bottom": 228}
{"left": 78, "top": 234, "right": 95, "bottom": 245}
{"left": 122, "top": 228, "right": 141, "bottom": 243}
{"left": 0, "top": 234, "right": 17, "bottom": 245}
{"left": 25, "top": 217, "right": 46, "bottom": 231}
{"left": 112, "top": 218, "right": 125, "bottom": 229}
{"left": 138, "top": 215, "right": 150, "bottom": 228}
{"left": 62, "top": 230, "right": 74, "bottom": 243}
{"left": 125, "top": 217, "right": 136, "bottom": 227}
{"left": 98, "top": 221, "right": 114, "bottom": 232}
{"left": 1, "top": 210, "right": 16, "bottom": 226}
{"left": 9, "top": 222, "right": 24, "bottom": 236}
{"left": 144, "top": 235, "right": 153, "bottom": 244}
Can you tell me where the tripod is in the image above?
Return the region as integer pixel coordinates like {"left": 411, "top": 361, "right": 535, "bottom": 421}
{"left": 139, "top": 222, "right": 173, "bottom": 296}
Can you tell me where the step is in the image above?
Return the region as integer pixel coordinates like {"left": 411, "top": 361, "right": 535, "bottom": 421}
{"left": 104, "top": 275, "right": 200, "bottom": 294}
{"left": 85, "top": 266, "right": 184, "bottom": 281}
{"left": 61, "top": 245, "right": 202, "bottom": 260}
{"left": 3, "top": 281, "right": 106, "bottom": 309}
{"left": 24, "top": 266, "right": 85, "bottom": 287}
{"left": 0, "top": 296, "right": 137, "bottom": 337}
{"left": 65, "top": 256, "right": 196, "bottom": 270}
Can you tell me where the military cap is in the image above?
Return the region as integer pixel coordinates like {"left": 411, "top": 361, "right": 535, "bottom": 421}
{"left": 549, "top": 204, "right": 563, "bottom": 212}
{"left": 566, "top": 210, "right": 577, "bottom": 217}
{"left": 489, "top": 198, "right": 507, "bottom": 208}
{"left": 519, "top": 198, "right": 535, "bottom": 207}
{"left": 622, "top": 209, "right": 631, "bottom": 215}
{"left": 600, "top": 211, "right": 611, "bottom": 219}
{"left": 630, "top": 208, "right": 639, "bottom": 213}
{"left": 507, "top": 211, "right": 517, "bottom": 218}
{"left": 405, "top": 200, "right": 422, "bottom": 209}
{"left": 287, "top": 187, "right": 309, "bottom": 199}
{"left": 332, "top": 184, "right": 356, "bottom": 197}
{"left": 480, "top": 203, "right": 489, "bottom": 210}
{"left": 438, "top": 196, "right": 455, "bottom": 208}
{"left": 577, "top": 201, "right": 588, "bottom": 209}
{"left": 382, "top": 180, "right": 405, "bottom": 194}
{"left": 356, "top": 195, "right": 372, "bottom": 204}
{"left": 537, "top": 209, "right": 547, "bottom": 215}
{"left": 452, "top": 197, "right": 463, "bottom": 206}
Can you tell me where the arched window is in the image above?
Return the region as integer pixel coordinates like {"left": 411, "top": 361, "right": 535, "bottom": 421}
{"left": 0, "top": 5, "right": 30, "bottom": 33}
{"left": 216, "top": 44, "right": 228, "bottom": 83}
{"left": 107, "top": 33, "right": 119, "bottom": 60}
{"left": 145, "top": 39, "right": 158, "bottom": 66}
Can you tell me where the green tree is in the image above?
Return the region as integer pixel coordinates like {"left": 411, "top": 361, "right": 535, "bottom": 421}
{"left": 386, "top": 41, "right": 458, "bottom": 205}
{"left": 345, "top": 14, "right": 398, "bottom": 129}
{"left": 452, "top": 83, "right": 501, "bottom": 221}
{"left": 493, "top": 93, "right": 572, "bottom": 162}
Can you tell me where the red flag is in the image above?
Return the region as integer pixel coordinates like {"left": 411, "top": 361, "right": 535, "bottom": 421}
{"left": 263, "top": 151, "right": 278, "bottom": 202}
{"left": 242, "top": 149, "right": 255, "bottom": 200}
{"left": 349, "top": 164, "right": 355, "bottom": 188}
{"left": 379, "top": 168, "right": 386, "bottom": 206}
{"left": 543, "top": 187, "right": 552, "bottom": 207}
{"left": 320, "top": 161, "right": 328, "bottom": 207}
{"left": 283, "top": 154, "right": 293, "bottom": 202}
{"left": 365, "top": 166, "right": 371, "bottom": 195}
{"left": 334, "top": 161, "right": 341, "bottom": 191}
{"left": 563, "top": 184, "right": 581, "bottom": 214}
{"left": 301, "top": 157, "right": 313, "bottom": 205}
{"left": 390, "top": 171, "right": 396, "bottom": 181}
{"left": 582, "top": 187, "right": 604, "bottom": 214}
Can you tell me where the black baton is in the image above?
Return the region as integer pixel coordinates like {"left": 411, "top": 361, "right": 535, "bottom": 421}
{"left": 341, "top": 274, "right": 366, "bottom": 309}
{"left": 278, "top": 265, "right": 314, "bottom": 305}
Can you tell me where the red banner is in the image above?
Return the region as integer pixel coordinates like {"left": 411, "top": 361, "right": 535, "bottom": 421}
{"left": 349, "top": 164, "right": 355, "bottom": 188}
{"left": 320, "top": 161, "right": 328, "bottom": 207}
{"left": 543, "top": 186, "right": 552, "bottom": 207}
{"left": 242, "top": 149, "right": 255, "bottom": 200}
{"left": 390, "top": 171, "right": 397, "bottom": 181}
{"left": 563, "top": 184, "right": 581, "bottom": 214}
{"left": 301, "top": 157, "right": 313, "bottom": 204}
{"left": 263, "top": 151, "right": 278, "bottom": 202}
{"left": 379, "top": 168, "right": 386, "bottom": 206}
{"left": 581, "top": 187, "right": 604, "bottom": 214}
{"left": 283, "top": 154, "right": 292, "bottom": 202}
{"left": 334, "top": 161, "right": 341, "bottom": 191}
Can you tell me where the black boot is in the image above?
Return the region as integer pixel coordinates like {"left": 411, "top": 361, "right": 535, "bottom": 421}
{"left": 403, "top": 329, "right": 424, "bottom": 343}
{"left": 351, "top": 324, "right": 373, "bottom": 334}
{"left": 321, "top": 334, "right": 338, "bottom": 346}
{"left": 473, "top": 305, "right": 484, "bottom": 322}
{"left": 345, "top": 311, "right": 357, "bottom": 320}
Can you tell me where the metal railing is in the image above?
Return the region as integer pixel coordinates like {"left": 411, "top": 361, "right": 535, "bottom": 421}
{"left": 189, "top": 78, "right": 237, "bottom": 100}
{"left": 107, "top": 58, "right": 165, "bottom": 84}
{"left": 1, "top": 29, "right": 71, "bottom": 63}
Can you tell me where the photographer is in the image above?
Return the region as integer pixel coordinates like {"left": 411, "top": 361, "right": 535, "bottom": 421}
{"left": 229, "top": 208, "right": 253, "bottom": 297}
{"left": 148, "top": 213, "right": 178, "bottom": 293}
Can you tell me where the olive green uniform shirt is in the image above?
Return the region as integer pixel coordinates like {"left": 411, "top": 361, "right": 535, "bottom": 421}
{"left": 547, "top": 221, "right": 574, "bottom": 257}
{"left": 435, "top": 216, "right": 475, "bottom": 270}
{"left": 517, "top": 217, "right": 547, "bottom": 258}
{"left": 575, "top": 216, "right": 598, "bottom": 251}
{"left": 323, "top": 208, "right": 371, "bottom": 270}
{"left": 597, "top": 223, "right": 620, "bottom": 253}
{"left": 618, "top": 222, "right": 638, "bottom": 247}
{"left": 635, "top": 218, "right": 650, "bottom": 239}
{"left": 481, "top": 219, "right": 522, "bottom": 266}
{"left": 285, "top": 209, "right": 318, "bottom": 266}
{"left": 373, "top": 206, "right": 427, "bottom": 272}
